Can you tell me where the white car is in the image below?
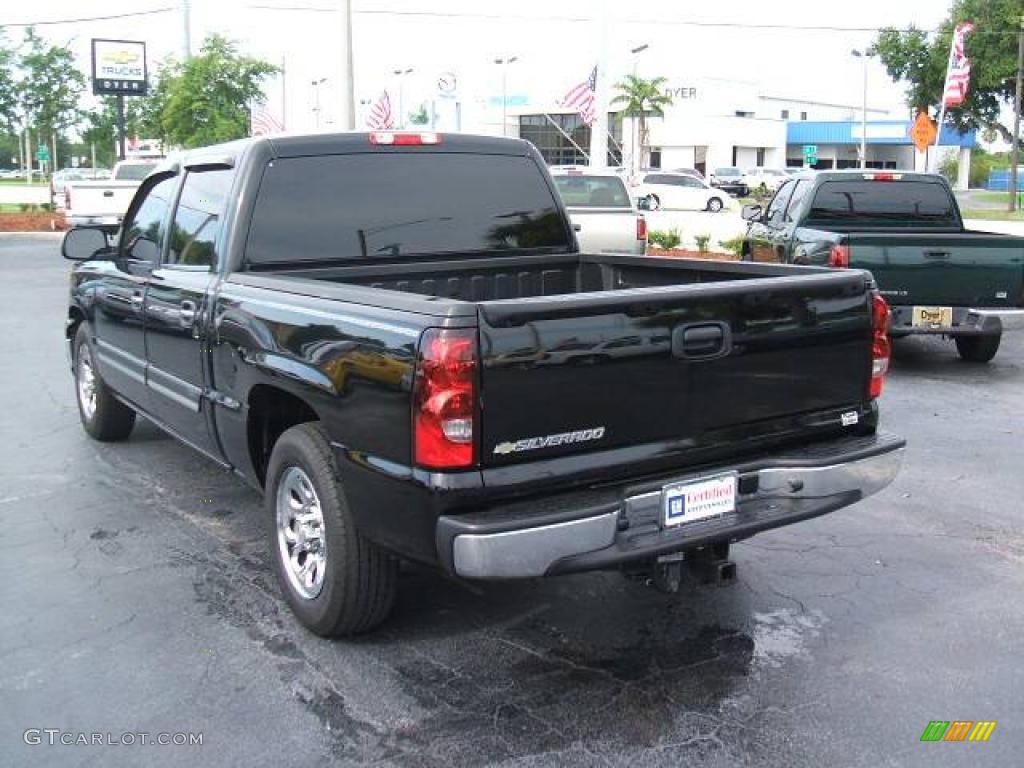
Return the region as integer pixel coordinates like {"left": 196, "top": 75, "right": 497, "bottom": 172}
{"left": 742, "top": 168, "right": 789, "bottom": 192}
{"left": 632, "top": 171, "right": 731, "bottom": 212}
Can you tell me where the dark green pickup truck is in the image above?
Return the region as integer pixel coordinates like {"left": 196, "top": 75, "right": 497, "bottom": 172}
{"left": 741, "top": 170, "right": 1024, "bottom": 362}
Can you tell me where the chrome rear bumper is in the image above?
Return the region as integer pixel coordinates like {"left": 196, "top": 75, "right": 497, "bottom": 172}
{"left": 440, "top": 432, "right": 905, "bottom": 580}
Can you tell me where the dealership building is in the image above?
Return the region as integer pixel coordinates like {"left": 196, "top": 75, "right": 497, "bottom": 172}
{"left": 501, "top": 76, "right": 976, "bottom": 188}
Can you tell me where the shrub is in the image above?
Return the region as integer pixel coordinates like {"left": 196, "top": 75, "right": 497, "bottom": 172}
{"left": 649, "top": 229, "right": 682, "bottom": 250}
{"left": 40, "top": 203, "right": 55, "bottom": 212}
{"left": 718, "top": 235, "right": 745, "bottom": 257}
{"left": 694, "top": 233, "right": 711, "bottom": 253}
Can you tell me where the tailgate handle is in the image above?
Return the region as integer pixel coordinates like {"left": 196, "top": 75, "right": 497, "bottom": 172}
{"left": 923, "top": 250, "right": 951, "bottom": 260}
{"left": 674, "top": 322, "right": 731, "bottom": 360}
{"left": 103, "top": 190, "right": 114, "bottom": 197}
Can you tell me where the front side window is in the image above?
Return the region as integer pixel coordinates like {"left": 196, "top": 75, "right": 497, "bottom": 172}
{"left": 166, "top": 169, "right": 233, "bottom": 268}
{"left": 784, "top": 180, "right": 812, "bottom": 221}
{"left": 122, "top": 175, "right": 177, "bottom": 263}
{"left": 764, "top": 181, "right": 795, "bottom": 224}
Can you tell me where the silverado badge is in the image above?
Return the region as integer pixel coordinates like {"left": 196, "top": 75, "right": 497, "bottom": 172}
{"left": 493, "top": 427, "right": 606, "bottom": 455}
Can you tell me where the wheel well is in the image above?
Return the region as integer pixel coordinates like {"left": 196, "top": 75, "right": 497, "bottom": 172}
{"left": 247, "top": 385, "right": 319, "bottom": 487}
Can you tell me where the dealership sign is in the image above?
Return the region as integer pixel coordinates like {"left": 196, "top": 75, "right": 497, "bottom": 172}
{"left": 91, "top": 39, "right": 148, "bottom": 96}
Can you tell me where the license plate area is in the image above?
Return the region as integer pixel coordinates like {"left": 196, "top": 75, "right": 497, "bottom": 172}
{"left": 911, "top": 306, "right": 953, "bottom": 328}
{"left": 662, "top": 472, "right": 737, "bottom": 528}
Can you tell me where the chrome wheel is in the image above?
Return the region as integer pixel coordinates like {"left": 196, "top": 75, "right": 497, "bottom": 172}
{"left": 276, "top": 466, "right": 327, "bottom": 600}
{"left": 77, "top": 343, "right": 98, "bottom": 421}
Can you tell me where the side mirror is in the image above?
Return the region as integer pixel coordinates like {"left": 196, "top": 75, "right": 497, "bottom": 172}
{"left": 62, "top": 227, "right": 111, "bottom": 261}
{"left": 741, "top": 204, "right": 763, "bottom": 222}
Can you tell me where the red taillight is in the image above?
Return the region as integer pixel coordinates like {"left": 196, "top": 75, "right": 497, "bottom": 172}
{"left": 863, "top": 172, "right": 900, "bottom": 181}
{"left": 829, "top": 244, "right": 850, "bottom": 268}
{"left": 869, "top": 294, "right": 891, "bottom": 398}
{"left": 636, "top": 216, "right": 647, "bottom": 241}
{"left": 413, "top": 328, "right": 476, "bottom": 469}
{"left": 369, "top": 131, "right": 441, "bottom": 146}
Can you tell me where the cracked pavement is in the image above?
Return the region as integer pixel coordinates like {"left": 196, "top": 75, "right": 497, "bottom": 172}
{"left": 1, "top": 234, "right": 1021, "bottom": 767}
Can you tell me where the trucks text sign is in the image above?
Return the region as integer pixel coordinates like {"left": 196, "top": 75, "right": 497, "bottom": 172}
{"left": 91, "top": 39, "right": 148, "bottom": 96}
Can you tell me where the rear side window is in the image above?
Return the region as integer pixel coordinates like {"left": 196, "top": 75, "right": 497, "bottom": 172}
{"left": 807, "top": 180, "right": 958, "bottom": 226}
{"left": 166, "top": 169, "right": 233, "bottom": 269}
{"left": 553, "top": 175, "right": 631, "bottom": 208}
{"left": 245, "top": 153, "right": 571, "bottom": 265}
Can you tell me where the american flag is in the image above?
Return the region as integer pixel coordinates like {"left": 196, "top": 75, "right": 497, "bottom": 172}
{"left": 559, "top": 66, "right": 597, "bottom": 126}
{"left": 942, "top": 22, "right": 975, "bottom": 108}
{"left": 366, "top": 91, "right": 394, "bottom": 130}
{"left": 250, "top": 102, "right": 284, "bottom": 136}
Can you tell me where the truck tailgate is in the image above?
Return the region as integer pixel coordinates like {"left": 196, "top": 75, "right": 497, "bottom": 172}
{"left": 847, "top": 232, "right": 1024, "bottom": 307}
{"left": 477, "top": 270, "right": 873, "bottom": 467}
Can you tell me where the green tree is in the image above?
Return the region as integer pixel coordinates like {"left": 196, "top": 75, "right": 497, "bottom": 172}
{"left": 153, "top": 35, "right": 277, "bottom": 148}
{"left": 18, "top": 27, "right": 86, "bottom": 169}
{"left": 872, "top": 0, "right": 1022, "bottom": 145}
{"left": 611, "top": 74, "right": 673, "bottom": 169}
{"left": 0, "top": 32, "right": 18, "bottom": 132}
{"left": 80, "top": 96, "right": 145, "bottom": 167}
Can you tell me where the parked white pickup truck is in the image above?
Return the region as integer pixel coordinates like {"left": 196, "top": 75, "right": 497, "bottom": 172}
{"left": 64, "top": 159, "right": 158, "bottom": 227}
{"left": 549, "top": 167, "right": 647, "bottom": 254}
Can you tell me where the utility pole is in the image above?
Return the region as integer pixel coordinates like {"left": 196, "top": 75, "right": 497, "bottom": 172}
{"left": 182, "top": 0, "right": 192, "bottom": 59}
{"left": 1009, "top": 15, "right": 1023, "bottom": 212}
{"left": 339, "top": 0, "right": 355, "bottom": 129}
{"left": 312, "top": 78, "right": 327, "bottom": 129}
{"left": 116, "top": 95, "right": 126, "bottom": 160}
{"left": 588, "top": 0, "right": 610, "bottom": 169}
{"left": 851, "top": 49, "right": 869, "bottom": 168}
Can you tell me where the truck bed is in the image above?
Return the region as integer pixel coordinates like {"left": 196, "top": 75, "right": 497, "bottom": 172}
{"left": 260, "top": 253, "right": 803, "bottom": 303}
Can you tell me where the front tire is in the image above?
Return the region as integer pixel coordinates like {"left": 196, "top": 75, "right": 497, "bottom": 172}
{"left": 706, "top": 197, "right": 724, "bottom": 212}
{"left": 955, "top": 333, "right": 1001, "bottom": 363}
{"left": 73, "top": 325, "right": 136, "bottom": 441}
{"left": 266, "top": 422, "right": 397, "bottom": 637}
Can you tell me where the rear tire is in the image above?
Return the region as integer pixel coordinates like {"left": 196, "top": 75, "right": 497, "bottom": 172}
{"left": 266, "top": 422, "right": 397, "bottom": 637}
{"left": 955, "top": 333, "right": 1000, "bottom": 363}
{"left": 706, "top": 197, "right": 724, "bottom": 212}
{"left": 73, "top": 325, "right": 136, "bottom": 441}
{"left": 647, "top": 194, "right": 661, "bottom": 210}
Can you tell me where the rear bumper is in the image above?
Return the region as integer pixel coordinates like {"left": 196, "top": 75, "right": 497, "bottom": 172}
{"left": 890, "top": 306, "right": 1024, "bottom": 337}
{"left": 437, "top": 431, "right": 905, "bottom": 579}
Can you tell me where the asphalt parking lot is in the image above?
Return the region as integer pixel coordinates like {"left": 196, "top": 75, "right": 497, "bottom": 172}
{"left": 2, "top": 233, "right": 1022, "bottom": 767}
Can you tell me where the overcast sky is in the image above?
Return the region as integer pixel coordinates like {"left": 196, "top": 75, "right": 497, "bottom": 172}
{"left": 5, "top": 0, "right": 952, "bottom": 132}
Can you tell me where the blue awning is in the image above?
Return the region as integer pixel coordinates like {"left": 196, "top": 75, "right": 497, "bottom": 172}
{"left": 786, "top": 120, "right": 975, "bottom": 148}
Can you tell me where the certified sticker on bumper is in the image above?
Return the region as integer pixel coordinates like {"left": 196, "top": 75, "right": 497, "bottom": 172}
{"left": 663, "top": 473, "right": 737, "bottom": 528}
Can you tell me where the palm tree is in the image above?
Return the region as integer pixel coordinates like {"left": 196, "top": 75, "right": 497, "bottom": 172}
{"left": 611, "top": 75, "right": 673, "bottom": 171}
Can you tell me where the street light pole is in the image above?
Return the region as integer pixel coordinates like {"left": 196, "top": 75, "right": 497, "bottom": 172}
{"left": 311, "top": 77, "right": 327, "bottom": 129}
{"left": 851, "top": 49, "right": 869, "bottom": 169}
{"left": 1009, "top": 15, "right": 1023, "bottom": 212}
{"left": 392, "top": 68, "right": 413, "bottom": 129}
{"left": 494, "top": 56, "right": 518, "bottom": 137}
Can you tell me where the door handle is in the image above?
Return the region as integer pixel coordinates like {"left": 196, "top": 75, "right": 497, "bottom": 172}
{"left": 130, "top": 291, "right": 144, "bottom": 312}
{"left": 673, "top": 322, "right": 731, "bottom": 360}
{"left": 573, "top": 223, "right": 582, "bottom": 232}
{"left": 179, "top": 300, "right": 197, "bottom": 328}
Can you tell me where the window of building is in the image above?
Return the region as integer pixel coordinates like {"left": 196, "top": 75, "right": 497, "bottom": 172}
{"left": 518, "top": 113, "right": 622, "bottom": 167}
{"left": 781, "top": 109, "right": 790, "bottom": 119}
{"left": 649, "top": 147, "right": 662, "bottom": 168}
{"left": 756, "top": 147, "right": 766, "bottom": 166}
{"left": 735, "top": 110, "right": 754, "bottom": 118}
{"left": 800, "top": 111, "right": 808, "bottom": 120}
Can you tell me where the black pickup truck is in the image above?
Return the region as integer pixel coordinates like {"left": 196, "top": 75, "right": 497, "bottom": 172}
{"left": 741, "top": 170, "right": 1024, "bottom": 362}
{"left": 63, "top": 132, "right": 904, "bottom": 636}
